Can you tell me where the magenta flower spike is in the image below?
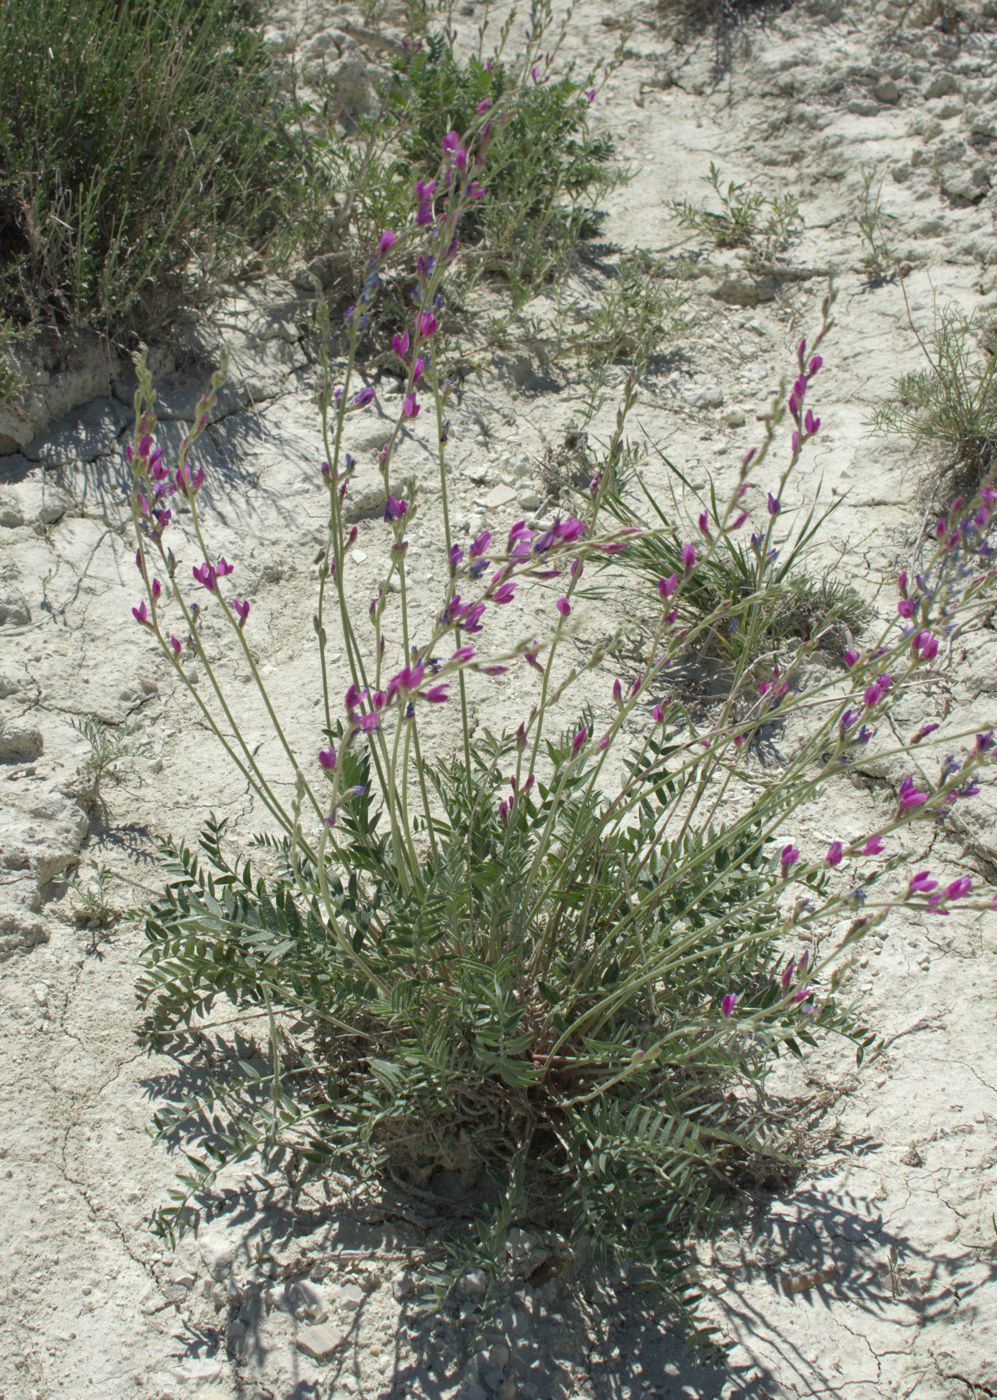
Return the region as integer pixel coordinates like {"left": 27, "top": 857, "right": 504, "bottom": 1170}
{"left": 555, "top": 596, "right": 571, "bottom": 618}
{"left": 232, "top": 598, "right": 250, "bottom": 629}
{"left": 354, "top": 386, "right": 375, "bottom": 408}
{"left": 378, "top": 229, "right": 397, "bottom": 256}
{"left": 681, "top": 543, "right": 697, "bottom": 575}
{"left": 383, "top": 496, "right": 408, "bottom": 522}
{"left": 780, "top": 960, "right": 796, "bottom": 991}
{"left": 861, "top": 835, "right": 885, "bottom": 855}
{"left": 698, "top": 511, "right": 711, "bottom": 538}
{"left": 169, "top": 635, "right": 182, "bottom": 658}
{"left": 422, "top": 684, "right": 450, "bottom": 704}
{"left": 476, "top": 97, "right": 492, "bottom": 114}
{"left": 946, "top": 876, "right": 972, "bottom": 901}
{"left": 403, "top": 392, "right": 420, "bottom": 419}
{"left": 571, "top": 725, "right": 587, "bottom": 755}
{"left": 192, "top": 562, "right": 217, "bottom": 591}
{"left": 825, "top": 840, "right": 843, "bottom": 866}
{"left": 492, "top": 581, "right": 517, "bottom": 605}
{"left": 897, "top": 598, "right": 916, "bottom": 619}
{"left": 392, "top": 330, "right": 410, "bottom": 357}
{"left": 651, "top": 702, "right": 665, "bottom": 723}
{"left": 721, "top": 993, "right": 738, "bottom": 1017}
{"left": 132, "top": 600, "right": 150, "bottom": 626}
{"left": 781, "top": 843, "right": 800, "bottom": 874}
{"left": 418, "top": 310, "right": 437, "bottom": 339}
{"left": 318, "top": 747, "right": 337, "bottom": 772}
{"left": 843, "top": 649, "right": 860, "bottom": 668}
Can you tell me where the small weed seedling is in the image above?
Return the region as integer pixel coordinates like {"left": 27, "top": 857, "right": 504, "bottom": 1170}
{"left": 854, "top": 166, "right": 898, "bottom": 284}
{"left": 71, "top": 714, "right": 133, "bottom": 805}
{"left": 72, "top": 861, "right": 122, "bottom": 931}
{"left": 673, "top": 162, "right": 801, "bottom": 258}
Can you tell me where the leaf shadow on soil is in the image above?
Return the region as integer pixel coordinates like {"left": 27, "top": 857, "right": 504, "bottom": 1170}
{"left": 142, "top": 1035, "right": 993, "bottom": 1400}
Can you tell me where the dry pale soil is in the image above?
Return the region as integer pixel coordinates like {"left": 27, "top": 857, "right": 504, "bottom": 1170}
{"left": 1, "top": 0, "right": 996, "bottom": 1397}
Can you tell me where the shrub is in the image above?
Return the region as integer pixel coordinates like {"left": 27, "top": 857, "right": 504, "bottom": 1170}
{"left": 0, "top": 0, "right": 320, "bottom": 339}
{"left": 124, "top": 125, "right": 996, "bottom": 1315}
{"left": 383, "top": 31, "right": 620, "bottom": 299}
{"left": 604, "top": 462, "right": 872, "bottom": 662}
{"left": 872, "top": 301, "right": 997, "bottom": 490}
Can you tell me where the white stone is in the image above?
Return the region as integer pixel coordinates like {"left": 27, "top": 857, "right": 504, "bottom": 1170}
{"left": 296, "top": 1322, "right": 344, "bottom": 1359}
{"left": 481, "top": 484, "right": 518, "bottom": 510}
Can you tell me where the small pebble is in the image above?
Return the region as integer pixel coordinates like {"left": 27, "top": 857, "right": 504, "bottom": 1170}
{"left": 296, "top": 1323, "right": 344, "bottom": 1360}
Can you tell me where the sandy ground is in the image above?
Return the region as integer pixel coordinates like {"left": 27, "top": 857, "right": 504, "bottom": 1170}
{"left": 1, "top": 0, "right": 996, "bottom": 1396}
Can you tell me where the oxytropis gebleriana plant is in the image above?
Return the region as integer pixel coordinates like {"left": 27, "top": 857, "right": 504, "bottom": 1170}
{"left": 124, "top": 108, "right": 996, "bottom": 1308}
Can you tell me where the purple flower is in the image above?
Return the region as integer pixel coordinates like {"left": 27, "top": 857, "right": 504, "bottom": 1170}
{"left": 192, "top": 562, "right": 217, "bottom": 591}
{"left": 555, "top": 596, "right": 571, "bottom": 617}
{"left": 383, "top": 495, "right": 408, "bottom": 522}
{"left": 843, "top": 649, "right": 860, "bottom": 669}
{"left": 721, "top": 993, "right": 738, "bottom": 1017}
{"left": 861, "top": 835, "right": 885, "bottom": 855}
{"left": 825, "top": 840, "right": 843, "bottom": 866}
{"left": 422, "top": 684, "right": 450, "bottom": 704}
{"left": 803, "top": 409, "right": 820, "bottom": 435}
{"left": 780, "top": 960, "right": 796, "bottom": 992}
{"left": 658, "top": 573, "right": 678, "bottom": 599}
{"left": 912, "top": 629, "right": 938, "bottom": 661}
{"left": 897, "top": 597, "right": 916, "bottom": 619}
{"left": 898, "top": 775, "right": 929, "bottom": 808}
{"left": 908, "top": 870, "right": 938, "bottom": 895}
{"left": 378, "top": 228, "right": 397, "bottom": 256}
{"left": 463, "top": 602, "right": 486, "bottom": 633}
{"left": 767, "top": 493, "right": 781, "bottom": 516}
{"left": 681, "top": 543, "right": 697, "bottom": 575}
{"left": 412, "top": 356, "right": 426, "bottom": 385}
{"left": 808, "top": 355, "right": 823, "bottom": 374}
{"left": 354, "top": 386, "right": 375, "bottom": 408}
{"left": 169, "top": 635, "right": 182, "bottom": 658}
{"left": 470, "top": 530, "right": 491, "bottom": 558}
{"left": 387, "top": 661, "right": 425, "bottom": 697}
{"left": 571, "top": 725, "right": 587, "bottom": 756}
{"left": 231, "top": 598, "right": 250, "bottom": 628}
{"left": 945, "top": 875, "right": 972, "bottom": 901}
{"left": 781, "top": 843, "right": 800, "bottom": 874}
{"left": 492, "top": 580, "right": 517, "bottom": 604}
{"left": 403, "top": 392, "right": 420, "bottom": 419}
{"left": 132, "top": 600, "right": 150, "bottom": 626}
{"left": 651, "top": 702, "right": 666, "bottom": 723}
{"left": 698, "top": 511, "right": 711, "bottom": 538}
{"left": 392, "top": 329, "right": 410, "bottom": 357}
{"left": 318, "top": 747, "right": 337, "bottom": 772}
{"left": 418, "top": 310, "right": 437, "bottom": 339}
